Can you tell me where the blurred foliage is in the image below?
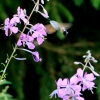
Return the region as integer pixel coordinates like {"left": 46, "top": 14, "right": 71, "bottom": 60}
{"left": 73, "top": 0, "right": 100, "bottom": 9}
{"left": 90, "top": 0, "right": 100, "bottom": 10}
{"left": 73, "top": 0, "right": 84, "bottom": 6}
{"left": 0, "top": 85, "right": 16, "bottom": 100}
{"left": 0, "top": 0, "right": 100, "bottom": 100}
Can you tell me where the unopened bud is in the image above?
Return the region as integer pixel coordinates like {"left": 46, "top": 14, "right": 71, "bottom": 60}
{"left": 74, "top": 62, "right": 80, "bottom": 65}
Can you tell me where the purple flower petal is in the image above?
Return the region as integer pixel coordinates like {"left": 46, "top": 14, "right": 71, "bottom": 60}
{"left": 17, "top": 40, "right": 22, "bottom": 46}
{"left": 56, "top": 78, "right": 62, "bottom": 87}
{"left": 37, "top": 36, "right": 44, "bottom": 45}
{"left": 58, "top": 88, "right": 67, "bottom": 98}
{"left": 4, "top": 18, "right": 9, "bottom": 25}
{"left": 32, "top": 51, "right": 41, "bottom": 62}
{"left": 76, "top": 97, "right": 84, "bottom": 100}
{"left": 17, "top": 33, "right": 35, "bottom": 49}
{"left": 85, "top": 73, "right": 96, "bottom": 81}
{"left": 5, "top": 29, "right": 8, "bottom": 36}
{"left": 70, "top": 74, "right": 78, "bottom": 84}
{"left": 61, "top": 79, "right": 67, "bottom": 86}
{"left": 32, "top": 31, "right": 38, "bottom": 38}
{"left": 26, "top": 42, "right": 35, "bottom": 49}
{"left": 10, "top": 27, "right": 18, "bottom": 33}
{"left": 63, "top": 96, "right": 69, "bottom": 100}
{"left": 77, "top": 68, "right": 83, "bottom": 78}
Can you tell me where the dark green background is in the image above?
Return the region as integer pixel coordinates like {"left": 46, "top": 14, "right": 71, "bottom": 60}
{"left": 0, "top": 0, "right": 100, "bottom": 100}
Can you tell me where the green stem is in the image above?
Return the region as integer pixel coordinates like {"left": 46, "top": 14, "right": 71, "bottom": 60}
{"left": 83, "top": 61, "right": 88, "bottom": 72}
{"left": 0, "top": 0, "right": 39, "bottom": 81}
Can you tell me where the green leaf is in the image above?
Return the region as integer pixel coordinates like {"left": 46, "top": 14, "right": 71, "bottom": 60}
{"left": 0, "top": 80, "right": 11, "bottom": 85}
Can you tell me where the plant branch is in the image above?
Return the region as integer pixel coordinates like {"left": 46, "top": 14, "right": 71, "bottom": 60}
{"left": 0, "top": 0, "right": 39, "bottom": 81}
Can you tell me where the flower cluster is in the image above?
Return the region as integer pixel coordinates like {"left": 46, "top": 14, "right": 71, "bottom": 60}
{"left": 0, "top": 0, "right": 49, "bottom": 62}
{"left": 16, "top": 23, "right": 47, "bottom": 62}
{"left": 50, "top": 51, "right": 99, "bottom": 100}
{"left": 74, "top": 50, "right": 99, "bottom": 76}
{"left": 2, "top": 7, "right": 28, "bottom": 36}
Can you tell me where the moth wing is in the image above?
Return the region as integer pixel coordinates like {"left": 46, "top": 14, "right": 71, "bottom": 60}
{"left": 59, "top": 23, "right": 72, "bottom": 30}
{"left": 45, "top": 24, "right": 56, "bottom": 34}
{"left": 50, "top": 20, "right": 60, "bottom": 30}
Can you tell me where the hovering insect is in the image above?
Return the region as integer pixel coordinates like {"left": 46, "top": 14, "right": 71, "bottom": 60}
{"left": 45, "top": 20, "right": 72, "bottom": 35}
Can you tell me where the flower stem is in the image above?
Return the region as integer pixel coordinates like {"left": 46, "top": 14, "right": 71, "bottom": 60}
{"left": 83, "top": 61, "right": 88, "bottom": 72}
{"left": 0, "top": 0, "right": 39, "bottom": 81}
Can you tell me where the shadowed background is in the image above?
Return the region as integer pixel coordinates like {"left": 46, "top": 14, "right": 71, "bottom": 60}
{"left": 0, "top": 0, "right": 100, "bottom": 100}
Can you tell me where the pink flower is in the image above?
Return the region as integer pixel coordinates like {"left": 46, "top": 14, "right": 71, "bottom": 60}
{"left": 17, "top": 33, "right": 35, "bottom": 50}
{"left": 3, "top": 18, "right": 18, "bottom": 36}
{"left": 32, "top": 51, "right": 42, "bottom": 62}
{"left": 50, "top": 77, "right": 81, "bottom": 99}
{"left": 13, "top": 6, "right": 29, "bottom": 24}
{"left": 76, "top": 68, "right": 96, "bottom": 93}
{"left": 29, "top": 23, "right": 47, "bottom": 45}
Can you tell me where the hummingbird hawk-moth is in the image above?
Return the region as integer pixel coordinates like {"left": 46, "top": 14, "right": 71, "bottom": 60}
{"left": 45, "top": 20, "right": 72, "bottom": 35}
